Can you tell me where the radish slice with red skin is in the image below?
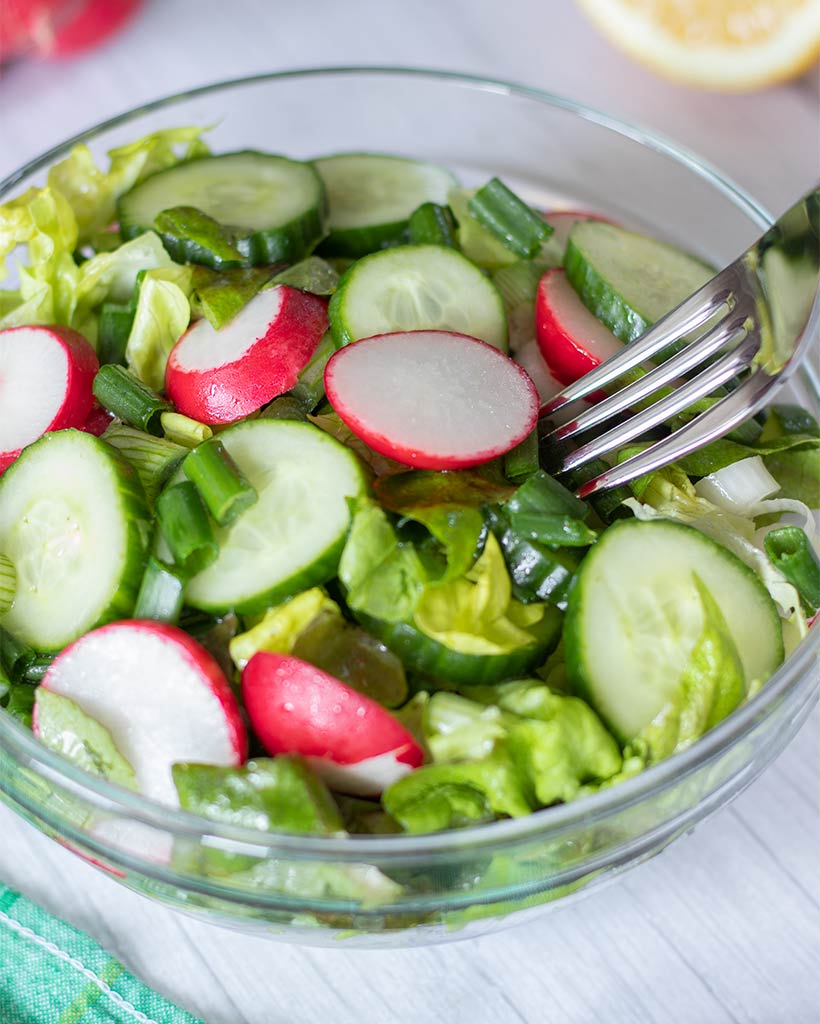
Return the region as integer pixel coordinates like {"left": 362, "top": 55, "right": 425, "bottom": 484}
{"left": 0, "top": 324, "right": 98, "bottom": 474}
{"left": 36, "top": 620, "right": 247, "bottom": 807}
{"left": 79, "top": 402, "right": 115, "bottom": 437}
{"left": 535, "top": 268, "right": 624, "bottom": 386}
{"left": 242, "top": 653, "right": 424, "bottom": 797}
{"left": 166, "top": 285, "right": 328, "bottom": 426}
{"left": 324, "top": 330, "right": 540, "bottom": 471}
{"left": 542, "top": 210, "right": 612, "bottom": 254}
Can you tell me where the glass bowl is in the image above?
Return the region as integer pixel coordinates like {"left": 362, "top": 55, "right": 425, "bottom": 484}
{"left": 0, "top": 68, "right": 818, "bottom": 947}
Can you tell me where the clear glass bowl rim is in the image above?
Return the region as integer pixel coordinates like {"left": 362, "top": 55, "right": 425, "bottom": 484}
{"left": 0, "top": 65, "right": 817, "bottom": 861}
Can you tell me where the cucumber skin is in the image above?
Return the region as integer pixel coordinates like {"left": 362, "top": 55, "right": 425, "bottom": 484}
{"left": 0, "top": 431, "right": 151, "bottom": 651}
{"left": 357, "top": 605, "right": 562, "bottom": 687}
{"left": 563, "top": 229, "right": 712, "bottom": 345}
{"left": 564, "top": 235, "right": 648, "bottom": 344}
{"left": 187, "top": 534, "right": 348, "bottom": 617}
{"left": 318, "top": 220, "right": 408, "bottom": 260}
{"left": 328, "top": 244, "right": 509, "bottom": 351}
{"left": 562, "top": 517, "right": 784, "bottom": 744}
{"left": 118, "top": 151, "right": 328, "bottom": 271}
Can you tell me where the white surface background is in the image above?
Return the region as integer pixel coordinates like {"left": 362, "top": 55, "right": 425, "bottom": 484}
{"left": 1, "top": 2, "right": 819, "bottom": 1022}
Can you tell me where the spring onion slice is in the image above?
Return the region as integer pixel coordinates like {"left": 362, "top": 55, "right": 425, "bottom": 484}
{"left": 161, "top": 411, "right": 213, "bottom": 448}
{"left": 156, "top": 481, "right": 218, "bottom": 576}
{"left": 468, "top": 178, "right": 552, "bottom": 259}
{"left": 183, "top": 438, "right": 258, "bottom": 526}
{"left": 102, "top": 423, "right": 186, "bottom": 503}
{"left": 93, "top": 364, "right": 170, "bottom": 435}
{"left": 134, "top": 556, "right": 186, "bottom": 624}
{"left": 407, "top": 203, "right": 457, "bottom": 247}
{"left": 764, "top": 526, "right": 820, "bottom": 615}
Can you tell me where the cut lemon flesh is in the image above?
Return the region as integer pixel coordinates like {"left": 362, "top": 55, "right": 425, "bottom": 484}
{"left": 576, "top": 0, "right": 820, "bottom": 90}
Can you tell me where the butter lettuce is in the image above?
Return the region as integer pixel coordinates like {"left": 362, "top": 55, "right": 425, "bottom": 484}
{"left": 229, "top": 588, "right": 340, "bottom": 669}
{"left": 385, "top": 682, "right": 624, "bottom": 832}
{"left": 124, "top": 264, "right": 192, "bottom": 390}
{"left": 34, "top": 689, "right": 137, "bottom": 790}
{"left": 627, "top": 576, "right": 746, "bottom": 762}
{"left": 413, "top": 533, "right": 546, "bottom": 656}
{"left": 338, "top": 498, "right": 428, "bottom": 622}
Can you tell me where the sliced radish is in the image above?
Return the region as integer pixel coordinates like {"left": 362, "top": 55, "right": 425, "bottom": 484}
{"left": 79, "top": 401, "right": 115, "bottom": 437}
{"left": 535, "top": 268, "right": 624, "bottom": 386}
{"left": 166, "top": 285, "right": 328, "bottom": 425}
{"left": 36, "top": 620, "right": 247, "bottom": 807}
{"left": 46, "top": 0, "right": 142, "bottom": 56}
{"left": 242, "top": 653, "right": 424, "bottom": 797}
{"left": 324, "top": 330, "right": 539, "bottom": 470}
{"left": 0, "top": 324, "right": 98, "bottom": 474}
{"left": 542, "top": 209, "right": 611, "bottom": 258}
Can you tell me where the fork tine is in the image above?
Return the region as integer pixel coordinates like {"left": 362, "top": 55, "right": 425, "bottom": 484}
{"left": 546, "top": 313, "right": 751, "bottom": 444}
{"left": 558, "top": 328, "right": 761, "bottom": 474}
{"left": 575, "top": 371, "right": 776, "bottom": 497}
{"left": 539, "top": 273, "right": 739, "bottom": 416}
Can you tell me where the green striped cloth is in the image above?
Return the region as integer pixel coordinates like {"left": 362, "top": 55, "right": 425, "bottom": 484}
{"left": 0, "top": 885, "right": 204, "bottom": 1024}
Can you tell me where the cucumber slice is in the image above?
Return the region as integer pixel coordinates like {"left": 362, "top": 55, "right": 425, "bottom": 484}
{"left": 358, "top": 605, "right": 562, "bottom": 687}
{"left": 314, "top": 153, "right": 457, "bottom": 258}
{"left": 564, "top": 222, "right": 713, "bottom": 343}
{"left": 160, "top": 420, "right": 366, "bottom": 614}
{"left": 564, "top": 519, "right": 783, "bottom": 742}
{"left": 118, "top": 152, "right": 326, "bottom": 269}
{"left": 329, "top": 245, "right": 508, "bottom": 352}
{"left": 0, "top": 431, "right": 150, "bottom": 651}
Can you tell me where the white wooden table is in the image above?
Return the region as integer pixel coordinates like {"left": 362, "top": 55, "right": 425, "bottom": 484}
{"left": 1, "top": 2, "right": 818, "bottom": 1021}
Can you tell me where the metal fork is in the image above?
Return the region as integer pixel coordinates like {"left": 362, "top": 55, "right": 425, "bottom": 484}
{"left": 540, "top": 186, "right": 820, "bottom": 498}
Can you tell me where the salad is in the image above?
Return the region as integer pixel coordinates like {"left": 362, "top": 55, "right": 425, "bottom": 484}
{"left": 0, "top": 126, "right": 818, "bottom": 851}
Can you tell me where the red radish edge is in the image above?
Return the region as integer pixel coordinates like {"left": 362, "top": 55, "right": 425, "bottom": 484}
{"left": 541, "top": 209, "right": 612, "bottom": 252}
{"left": 0, "top": 324, "right": 98, "bottom": 474}
{"left": 535, "top": 269, "right": 623, "bottom": 386}
{"left": 46, "top": 0, "right": 142, "bottom": 56}
{"left": 36, "top": 621, "right": 247, "bottom": 804}
{"left": 242, "top": 653, "right": 424, "bottom": 796}
{"left": 324, "top": 330, "right": 540, "bottom": 471}
{"left": 166, "top": 285, "right": 328, "bottom": 425}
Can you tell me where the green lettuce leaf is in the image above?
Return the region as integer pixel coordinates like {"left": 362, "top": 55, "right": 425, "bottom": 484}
{"left": 125, "top": 264, "right": 193, "bottom": 389}
{"left": 629, "top": 575, "right": 746, "bottom": 762}
{"left": 229, "top": 588, "right": 340, "bottom": 669}
{"left": 1, "top": 683, "right": 36, "bottom": 728}
{"left": 173, "top": 756, "right": 344, "bottom": 836}
{"left": 191, "top": 265, "right": 277, "bottom": 329}
{"left": 338, "top": 499, "right": 428, "bottom": 622}
{"left": 382, "top": 748, "right": 532, "bottom": 833}
{"left": 48, "top": 127, "right": 210, "bottom": 242}
{"left": 173, "top": 756, "right": 401, "bottom": 906}
{"left": 413, "top": 533, "right": 546, "bottom": 655}
{"left": 34, "top": 689, "right": 138, "bottom": 789}
{"left": 309, "top": 411, "right": 406, "bottom": 476}
{"left": 270, "top": 256, "right": 339, "bottom": 295}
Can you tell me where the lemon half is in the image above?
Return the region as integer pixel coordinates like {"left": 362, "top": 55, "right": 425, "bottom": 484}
{"left": 576, "top": 0, "right": 820, "bottom": 90}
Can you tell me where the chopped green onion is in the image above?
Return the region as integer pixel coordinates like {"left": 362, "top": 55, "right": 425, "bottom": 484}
{"left": 504, "top": 429, "right": 539, "bottom": 484}
{"left": 134, "top": 556, "right": 186, "bottom": 624}
{"left": 4, "top": 684, "right": 35, "bottom": 727}
{"left": 468, "top": 178, "right": 552, "bottom": 259}
{"left": 492, "top": 259, "right": 549, "bottom": 310}
{"left": 0, "top": 554, "right": 15, "bottom": 614}
{"left": 93, "top": 365, "right": 171, "bottom": 435}
{"left": 156, "top": 481, "right": 219, "bottom": 576}
{"left": 155, "top": 206, "right": 244, "bottom": 264}
{"left": 505, "top": 469, "right": 588, "bottom": 520}
{"left": 407, "top": 202, "right": 456, "bottom": 247}
{"left": 18, "top": 655, "right": 55, "bottom": 684}
{"left": 764, "top": 526, "right": 820, "bottom": 615}
{"left": 161, "top": 411, "right": 213, "bottom": 448}
{"left": 97, "top": 302, "right": 134, "bottom": 366}
{"left": 102, "top": 423, "right": 186, "bottom": 503}
{"left": 0, "top": 625, "right": 37, "bottom": 681}
{"left": 183, "top": 438, "right": 258, "bottom": 526}
{"left": 288, "top": 331, "right": 337, "bottom": 411}
{"left": 507, "top": 512, "right": 597, "bottom": 548}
